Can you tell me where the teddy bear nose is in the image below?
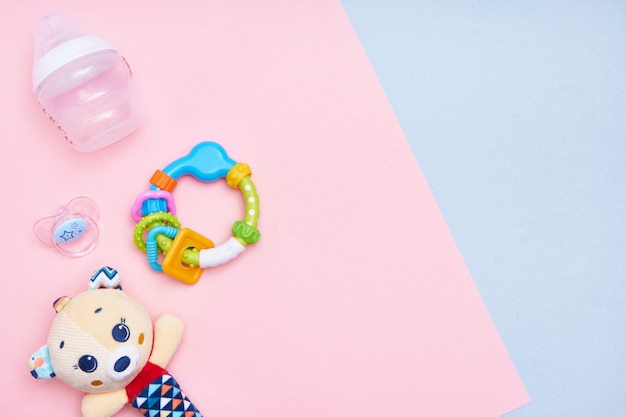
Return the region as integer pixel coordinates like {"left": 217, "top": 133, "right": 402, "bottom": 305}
{"left": 107, "top": 345, "right": 139, "bottom": 382}
{"left": 114, "top": 356, "right": 131, "bottom": 372}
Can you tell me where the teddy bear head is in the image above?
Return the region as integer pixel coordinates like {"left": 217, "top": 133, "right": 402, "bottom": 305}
{"left": 29, "top": 267, "right": 154, "bottom": 393}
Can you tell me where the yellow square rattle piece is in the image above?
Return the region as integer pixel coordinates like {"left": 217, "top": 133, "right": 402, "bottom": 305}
{"left": 162, "top": 228, "right": 214, "bottom": 285}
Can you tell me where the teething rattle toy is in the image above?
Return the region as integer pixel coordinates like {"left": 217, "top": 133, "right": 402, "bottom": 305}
{"left": 29, "top": 266, "right": 203, "bottom": 417}
{"left": 33, "top": 196, "right": 100, "bottom": 257}
{"left": 130, "top": 142, "right": 261, "bottom": 284}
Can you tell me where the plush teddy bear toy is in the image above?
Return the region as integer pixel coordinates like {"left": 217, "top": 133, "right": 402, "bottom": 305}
{"left": 28, "top": 266, "right": 203, "bottom": 417}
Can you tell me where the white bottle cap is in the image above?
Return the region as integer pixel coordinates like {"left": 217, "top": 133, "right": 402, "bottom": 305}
{"left": 32, "top": 14, "right": 117, "bottom": 91}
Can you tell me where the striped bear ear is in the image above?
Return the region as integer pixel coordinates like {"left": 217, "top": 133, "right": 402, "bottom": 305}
{"left": 29, "top": 345, "right": 56, "bottom": 380}
{"left": 53, "top": 296, "right": 71, "bottom": 313}
{"left": 89, "top": 266, "right": 122, "bottom": 290}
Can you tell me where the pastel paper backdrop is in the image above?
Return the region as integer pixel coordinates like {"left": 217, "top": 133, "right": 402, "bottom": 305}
{"left": 0, "top": 1, "right": 528, "bottom": 416}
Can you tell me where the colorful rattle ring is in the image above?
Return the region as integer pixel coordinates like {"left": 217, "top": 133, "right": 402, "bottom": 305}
{"left": 131, "top": 142, "right": 260, "bottom": 284}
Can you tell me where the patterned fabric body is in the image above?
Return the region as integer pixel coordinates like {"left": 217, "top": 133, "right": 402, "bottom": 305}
{"left": 131, "top": 373, "right": 203, "bottom": 417}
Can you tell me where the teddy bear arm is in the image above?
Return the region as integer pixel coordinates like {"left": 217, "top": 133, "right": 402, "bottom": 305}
{"left": 81, "top": 389, "right": 128, "bottom": 417}
{"left": 149, "top": 313, "right": 184, "bottom": 368}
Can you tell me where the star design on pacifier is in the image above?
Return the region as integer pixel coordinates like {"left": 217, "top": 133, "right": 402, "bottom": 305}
{"left": 59, "top": 229, "right": 76, "bottom": 242}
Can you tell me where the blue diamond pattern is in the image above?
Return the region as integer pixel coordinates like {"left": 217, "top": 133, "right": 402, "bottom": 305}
{"left": 132, "top": 373, "right": 203, "bottom": 417}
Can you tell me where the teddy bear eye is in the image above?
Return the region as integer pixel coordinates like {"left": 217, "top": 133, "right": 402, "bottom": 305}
{"left": 78, "top": 355, "right": 98, "bottom": 373}
{"left": 112, "top": 321, "right": 130, "bottom": 343}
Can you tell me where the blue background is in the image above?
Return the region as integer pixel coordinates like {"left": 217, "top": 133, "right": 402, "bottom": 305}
{"left": 342, "top": 1, "right": 626, "bottom": 416}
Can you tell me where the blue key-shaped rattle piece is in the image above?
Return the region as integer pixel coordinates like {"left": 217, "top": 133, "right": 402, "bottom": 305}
{"left": 156, "top": 142, "right": 237, "bottom": 184}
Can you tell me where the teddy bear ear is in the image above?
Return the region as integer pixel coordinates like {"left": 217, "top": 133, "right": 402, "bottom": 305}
{"left": 28, "top": 345, "right": 56, "bottom": 380}
{"left": 89, "top": 266, "right": 123, "bottom": 291}
{"left": 53, "top": 296, "right": 71, "bottom": 313}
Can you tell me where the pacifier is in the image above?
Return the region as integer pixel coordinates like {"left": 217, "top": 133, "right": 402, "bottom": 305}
{"left": 33, "top": 196, "right": 100, "bottom": 257}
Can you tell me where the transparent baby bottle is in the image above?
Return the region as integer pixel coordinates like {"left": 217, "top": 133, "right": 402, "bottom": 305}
{"left": 32, "top": 14, "right": 141, "bottom": 152}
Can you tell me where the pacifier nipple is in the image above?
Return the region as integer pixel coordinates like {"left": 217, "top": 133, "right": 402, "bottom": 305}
{"left": 33, "top": 196, "right": 100, "bottom": 257}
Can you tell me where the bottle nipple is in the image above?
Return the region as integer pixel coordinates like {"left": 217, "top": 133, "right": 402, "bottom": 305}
{"left": 32, "top": 13, "right": 116, "bottom": 91}
{"left": 33, "top": 13, "right": 89, "bottom": 63}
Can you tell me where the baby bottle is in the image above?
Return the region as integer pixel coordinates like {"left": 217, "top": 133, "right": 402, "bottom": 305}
{"left": 32, "top": 14, "right": 141, "bottom": 152}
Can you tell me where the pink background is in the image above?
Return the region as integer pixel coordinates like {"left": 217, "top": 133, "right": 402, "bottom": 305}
{"left": 0, "top": 1, "right": 528, "bottom": 416}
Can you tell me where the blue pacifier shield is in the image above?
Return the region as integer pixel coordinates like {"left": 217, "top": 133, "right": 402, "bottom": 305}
{"left": 53, "top": 218, "right": 88, "bottom": 243}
